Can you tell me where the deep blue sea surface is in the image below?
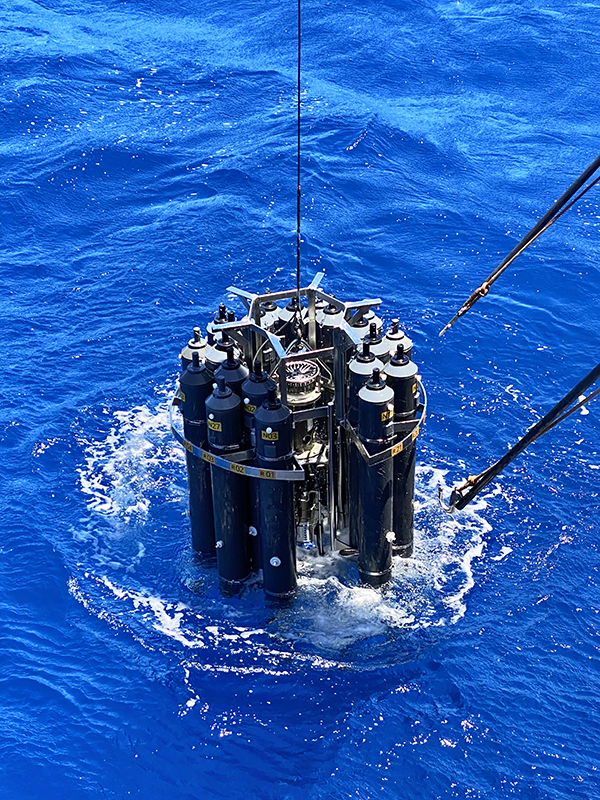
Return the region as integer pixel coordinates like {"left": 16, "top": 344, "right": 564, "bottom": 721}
{"left": 2, "top": 0, "right": 600, "bottom": 797}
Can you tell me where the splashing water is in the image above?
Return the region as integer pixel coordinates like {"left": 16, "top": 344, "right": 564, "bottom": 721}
{"left": 72, "top": 392, "right": 492, "bottom": 674}
{"left": 77, "top": 396, "right": 184, "bottom": 524}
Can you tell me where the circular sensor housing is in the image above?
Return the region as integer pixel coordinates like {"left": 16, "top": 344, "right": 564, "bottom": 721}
{"left": 285, "top": 360, "right": 321, "bottom": 406}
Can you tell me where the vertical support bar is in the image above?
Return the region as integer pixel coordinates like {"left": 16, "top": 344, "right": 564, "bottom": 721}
{"left": 278, "top": 355, "right": 288, "bottom": 407}
{"left": 336, "top": 423, "right": 346, "bottom": 539}
{"left": 327, "top": 400, "right": 336, "bottom": 551}
{"left": 332, "top": 325, "right": 348, "bottom": 539}
{"left": 307, "top": 288, "right": 317, "bottom": 350}
{"left": 241, "top": 328, "right": 254, "bottom": 368}
{"left": 332, "top": 326, "right": 346, "bottom": 424}
{"left": 252, "top": 301, "right": 262, "bottom": 369}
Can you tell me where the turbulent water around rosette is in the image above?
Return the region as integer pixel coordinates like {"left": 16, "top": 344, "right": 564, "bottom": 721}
{"left": 3, "top": 0, "right": 600, "bottom": 797}
{"left": 73, "top": 386, "right": 489, "bottom": 664}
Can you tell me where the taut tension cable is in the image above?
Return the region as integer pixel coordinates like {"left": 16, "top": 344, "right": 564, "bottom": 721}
{"left": 295, "top": 0, "right": 302, "bottom": 302}
{"left": 441, "top": 360, "right": 600, "bottom": 511}
{"left": 439, "top": 152, "right": 600, "bottom": 336}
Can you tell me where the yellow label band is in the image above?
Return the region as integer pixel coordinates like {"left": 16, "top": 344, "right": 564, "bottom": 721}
{"left": 261, "top": 430, "right": 279, "bottom": 441}
{"left": 412, "top": 382, "right": 418, "bottom": 394}
{"left": 183, "top": 439, "right": 193, "bottom": 453}
{"left": 208, "top": 420, "right": 222, "bottom": 431}
{"left": 381, "top": 409, "right": 394, "bottom": 421}
{"left": 230, "top": 463, "right": 246, "bottom": 475}
{"left": 391, "top": 441, "right": 404, "bottom": 457}
{"left": 412, "top": 428, "right": 419, "bottom": 441}
{"left": 258, "top": 469, "right": 276, "bottom": 479}
{"left": 202, "top": 452, "right": 216, "bottom": 464}
{"left": 180, "top": 390, "right": 186, "bottom": 402}
{"left": 244, "top": 404, "right": 257, "bottom": 413}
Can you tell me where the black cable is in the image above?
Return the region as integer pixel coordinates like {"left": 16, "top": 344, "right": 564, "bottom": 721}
{"left": 296, "top": 0, "right": 301, "bottom": 302}
{"left": 531, "top": 385, "right": 600, "bottom": 441}
{"left": 489, "top": 173, "right": 600, "bottom": 284}
{"left": 440, "top": 152, "right": 600, "bottom": 335}
{"left": 482, "top": 157, "right": 600, "bottom": 287}
{"left": 450, "top": 360, "right": 600, "bottom": 510}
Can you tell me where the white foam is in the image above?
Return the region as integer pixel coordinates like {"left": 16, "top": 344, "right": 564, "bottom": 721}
{"left": 68, "top": 571, "right": 342, "bottom": 716}
{"left": 135, "top": 468, "right": 482, "bottom": 647}
{"left": 71, "top": 403, "right": 495, "bottom": 674}
{"left": 74, "top": 384, "right": 186, "bottom": 573}
{"left": 268, "top": 464, "right": 493, "bottom": 649}
{"left": 491, "top": 546, "right": 513, "bottom": 562}
{"left": 77, "top": 386, "right": 184, "bottom": 526}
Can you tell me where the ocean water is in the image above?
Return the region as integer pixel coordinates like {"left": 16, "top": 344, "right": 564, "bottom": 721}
{"left": 2, "top": 0, "right": 600, "bottom": 797}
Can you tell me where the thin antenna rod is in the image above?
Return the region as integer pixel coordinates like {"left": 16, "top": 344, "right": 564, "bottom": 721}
{"left": 295, "top": 0, "right": 301, "bottom": 300}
